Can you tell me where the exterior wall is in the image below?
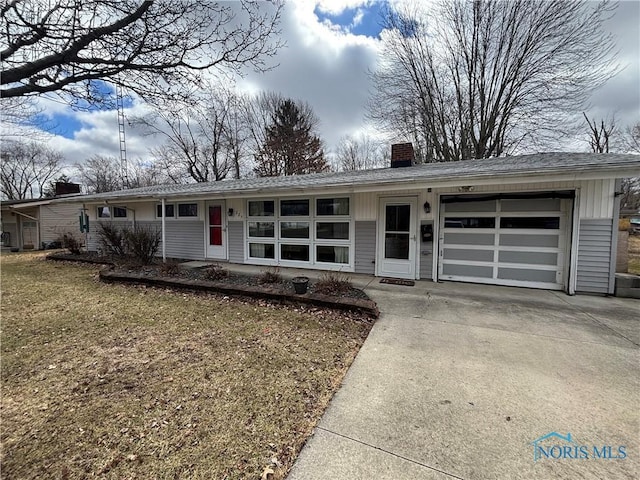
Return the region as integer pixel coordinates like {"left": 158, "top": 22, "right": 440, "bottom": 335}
{"left": 228, "top": 221, "right": 244, "bottom": 263}
{"left": 1, "top": 211, "right": 18, "bottom": 247}
{"left": 576, "top": 219, "right": 613, "bottom": 294}
{"left": 40, "top": 203, "right": 81, "bottom": 242}
{"left": 76, "top": 175, "right": 617, "bottom": 290}
{"left": 354, "top": 221, "right": 376, "bottom": 274}
{"left": 164, "top": 221, "right": 204, "bottom": 260}
{"left": 86, "top": 219, "right": 205, "bottom": 261}
{"left": 86, "top": 220, "right": 131, "bottom": 252}
{"left": 226, "top": 198, "right": 245, "bottom": 219}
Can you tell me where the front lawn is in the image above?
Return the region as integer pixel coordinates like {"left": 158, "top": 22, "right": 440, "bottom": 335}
{"left": 0, "top": 252, "right": 372, "bottom": 479}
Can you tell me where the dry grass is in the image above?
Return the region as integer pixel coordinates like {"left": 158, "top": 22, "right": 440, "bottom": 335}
{"left": 628, "top": 235, "right": 640, "bottom": 275}
{"left": 1, "top": 252, "right": 372, "bottom": 479}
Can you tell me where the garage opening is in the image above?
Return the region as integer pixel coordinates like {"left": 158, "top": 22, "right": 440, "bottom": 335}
{"left": 438, "top": 191, "right": 574, "bottom": 290}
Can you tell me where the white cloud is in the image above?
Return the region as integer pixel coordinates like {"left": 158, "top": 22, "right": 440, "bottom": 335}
{"left": 238, "top": 0, "right": 381, "bottom": 151}
{"left": 314, "top": 0, "right": 375, "bottom": 16}
{"left": 5, "top": 0, "right": 637, "bottom": 176}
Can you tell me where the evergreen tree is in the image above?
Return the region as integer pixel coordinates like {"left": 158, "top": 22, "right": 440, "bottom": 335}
{"left": 254, "top": 99, "right": 328, "bottom": 176}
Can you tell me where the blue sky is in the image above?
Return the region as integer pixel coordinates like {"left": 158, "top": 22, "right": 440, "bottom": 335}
{"left": 11, "top": 0, "right": 640, "bottom": 168}
{"left": 314, "top": 1, "right": 386, "bottom": 38}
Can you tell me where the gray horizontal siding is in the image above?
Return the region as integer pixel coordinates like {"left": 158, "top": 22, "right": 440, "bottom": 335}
{"left": 228, "top": 221, "right": 244, "bottom": 263}
{"left": 164, "top": 221, "right": 204, "bottom": 260}
{"left": 355, "top": 221, "right": 376, "bottom": 275}
{"left": 40, "top": 203, "right": 82, "bottom": 243}
{"left": 87, "top": 220, "right": 204, "bottom": 261}
{"left": 576, "top": 219, "right": 612, "bottom": 294}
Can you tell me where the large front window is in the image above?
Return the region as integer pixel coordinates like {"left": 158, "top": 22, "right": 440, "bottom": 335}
{"left": 246, "top": 197, "right": 352, "bottom": 268}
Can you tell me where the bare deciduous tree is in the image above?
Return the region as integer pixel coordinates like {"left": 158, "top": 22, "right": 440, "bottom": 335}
{"left": 622, "top": 123, "right": 640, "bottom": 154}
{"left": 137, "top": 87, "right": 248, "bottom": 183}
{"left": 1, "top": 0, "right": 283, "bottom": 107}
{"left": 335, "top": 133, "right": 386, "bottom": 171}
{"left": 75, "top": 155, "right": 163, "bottom": 193}
{"left": 0, "top": 140, "right": 63, "bottom": 199}
{"left": 369, "top": 0, "right": 617, "bottom": 162}
{"left": 584, "top": 112, "right": 618, "bottom": 153}
{"left": 75, "top": 155, "right": 123, "bottom": 193}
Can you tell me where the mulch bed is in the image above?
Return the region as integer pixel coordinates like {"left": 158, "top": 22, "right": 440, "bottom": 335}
{"left": 48, "top": 252, "right": 379, "bottom": 318}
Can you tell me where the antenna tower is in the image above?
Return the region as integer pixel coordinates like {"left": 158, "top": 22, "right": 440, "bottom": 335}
{"left": 116, "top": 82, "right": 128, "bottom": 189}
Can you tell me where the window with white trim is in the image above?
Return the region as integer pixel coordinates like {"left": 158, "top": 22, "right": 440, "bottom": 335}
{"left": 314, "top": 197, "right": 350, "bottom": 265}
{"left": 247, "top": 200, "right": 276, "bottom": 261}
{"left": 177, "top": 203, "right": 198, "bottom": 217}
{"left": 156, "top": 204, "right": 175, "bottom": 218}
{"left": 245, "top": 196, "right": 353, "bottom": 269}
{"left": 97, "top": 206, "right": 127, "bottom": 218}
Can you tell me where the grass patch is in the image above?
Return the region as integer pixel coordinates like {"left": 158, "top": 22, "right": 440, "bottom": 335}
{"left": 628, "top": 235, "right": 640, "bottom": 275}
{"left": 1, "top": 252, "right": 372, "bottom": 479}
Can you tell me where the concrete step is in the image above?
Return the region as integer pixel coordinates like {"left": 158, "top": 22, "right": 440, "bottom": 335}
{"left": 615, "top": 273, "right": 640, "bottom": 299}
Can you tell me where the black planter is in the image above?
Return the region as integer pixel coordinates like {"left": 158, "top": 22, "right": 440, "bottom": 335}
{"left": 292, "top": 276, "right": 309, "bottom": 294}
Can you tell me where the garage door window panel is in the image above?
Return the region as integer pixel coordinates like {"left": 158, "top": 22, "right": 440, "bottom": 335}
{"left": 444, "top": 200, "right": 496, "bottom": 212}
{"left": 499, "top": 251, "right": 558, "bottom": 265}
{"left": 443, "top": 263, "right": 493, "bottom": 278}
{"left": 445, "top": 217, "right": 496, "bottom": 228}
{"left": 500, "top": 234, "right": 559, "bottom": 248}
{"left": 443, "top": 248, "right": 494, "bottom": 262}
{"left": 444, "top": 232, "right": 495, "bottom": 246}
{"left": 500, "top": 217, "right": 560, "bottom": 229}
{"left": 501, "top": 198, "right": 561, "bottom": 212}
{"left": 498, "top": 268, "right": 557, "bottom": 283}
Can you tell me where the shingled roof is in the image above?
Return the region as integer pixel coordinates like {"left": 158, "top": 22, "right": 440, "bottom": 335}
{"left": 68, "top": 152, "right": 640, "bottom": 202}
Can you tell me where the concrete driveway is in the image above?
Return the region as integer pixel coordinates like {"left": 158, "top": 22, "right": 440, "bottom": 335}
{"left": 287, "top": 281, "right": 639, "bottom": 480}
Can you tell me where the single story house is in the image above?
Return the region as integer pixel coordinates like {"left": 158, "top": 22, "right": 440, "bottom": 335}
{"left": 0, "top": 197, "right": 81, "bottom": 251}
{"left": 60, "top": 147, "right": 639, "bottom": 295}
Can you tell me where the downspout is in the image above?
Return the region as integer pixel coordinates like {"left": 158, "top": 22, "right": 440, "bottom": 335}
{"left": 609, "top": 179, "right": 622, "bottom": 295}
{"left": 161, "top": 198, "right": 166, "bottom": 262}
{"left": 82, "top": 204, "right": 88, "bottom": 252}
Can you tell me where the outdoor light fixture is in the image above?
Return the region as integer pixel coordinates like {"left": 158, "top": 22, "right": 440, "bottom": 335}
{"left": 423, "top": 201, "right": 431, "bottom": 214}
{"left": 228, "top": 208, "right": 234, "bottom": 217}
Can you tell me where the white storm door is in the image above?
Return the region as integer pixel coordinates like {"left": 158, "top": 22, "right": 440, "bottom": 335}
{"left": 377, "top": 197, "right": 417, "bottom": 279}
{"left": 206, "top": 202, "right": 227, "bottom": 259}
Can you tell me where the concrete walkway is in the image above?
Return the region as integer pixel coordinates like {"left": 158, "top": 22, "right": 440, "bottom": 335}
{"left": 287, "top": 280, "right": 640, "bottom": 480}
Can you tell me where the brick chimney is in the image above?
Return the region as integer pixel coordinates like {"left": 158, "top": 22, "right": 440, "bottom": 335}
{"left": 390, "top": 143, "right": 414, "bottom": 168}
{"left": 55, "top": 182, "right": 81, "bottom": 196}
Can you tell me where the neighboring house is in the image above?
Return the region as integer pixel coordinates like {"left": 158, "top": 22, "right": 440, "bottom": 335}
{"left": 0, "top": 197, "right": 82, "bottom": 250}
{"left": 57, "top": 146, "right": 639, "bottom": 295}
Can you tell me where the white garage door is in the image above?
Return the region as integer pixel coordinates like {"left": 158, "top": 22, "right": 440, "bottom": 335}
{"left": 438, "top": 195, "right": 572, "bottom": 290}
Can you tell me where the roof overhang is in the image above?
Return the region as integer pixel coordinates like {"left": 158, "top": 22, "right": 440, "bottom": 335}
{"left": 54, "top": 153, "right": 640, "bottom": 205}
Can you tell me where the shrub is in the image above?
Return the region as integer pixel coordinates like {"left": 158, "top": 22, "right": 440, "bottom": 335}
{"left": 125, "top": 226, "right": 161, "bottom": 265}
{"left": 97, "top": 222, "right": 128, "bottom": 257}
{"left": 258, "top": 267, "right": 282, "bottom": 284}
{"left": 203, "top": 264, "right": 228, "bottom": 281}
{"left": 159, "top": 261, "right": 181, "bottom": 276}
{"left": 314, "top": 272, "right": 352, "bottom": 296}
{"left": 619, "top": 218, "right": 630, "bottom": 232}
{"left": 59, "top": 232, "right": 83, "bottom": 254}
